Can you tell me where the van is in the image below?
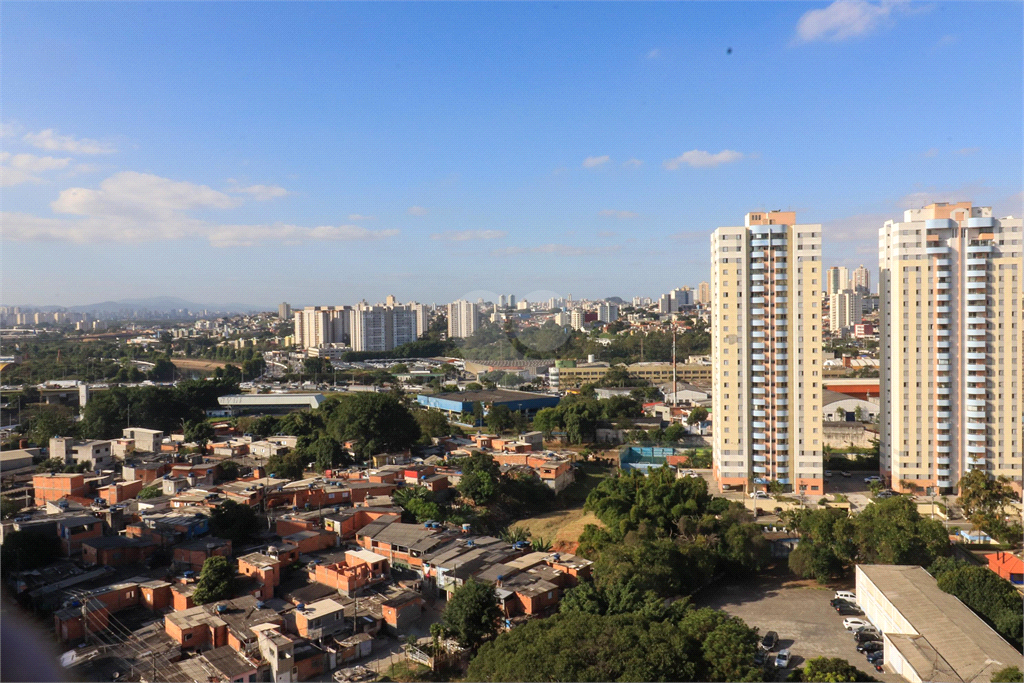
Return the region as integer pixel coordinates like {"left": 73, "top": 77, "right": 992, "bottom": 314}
{"left": 835, "top": 590, "right": 856, "bottom": 602}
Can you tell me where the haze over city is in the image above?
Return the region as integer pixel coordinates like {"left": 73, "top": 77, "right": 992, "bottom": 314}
{"left": 3, "top": 1, "right": 1021, "bottom": 308}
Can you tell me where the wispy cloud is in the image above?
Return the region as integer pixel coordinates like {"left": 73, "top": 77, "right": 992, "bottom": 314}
{"left": 955, "top": 147, "right": 979, "bottom": 156}
{"left": 228, "top": 183, "right": 289, "bottom": 200}
{"left": 491, "top": 243, "right": 620, "bottom": 257}
{"left": 622, "top": 158, "right": 643, "bottom": 169}
{"left": 598, "top": 209, "right": 639, "bottom": 219}
{"left": 0, "top": 152, "right": 73, "bottom": 186}
{"left": 431, "top": 230, "right": 507, "bottom": 242}
{"left": 408, "top": 206, "right": 429, "bottom": 216}
{"left": 923, "top": 148, "right": 939, "bottom": 158}
{"left": 663, "top": 149, "right": 743, "bottom": 170}
{"left": 582, "top": 155, "right": 610, "bottom": 169}
{"left": 3, "top": 171, "right": 399, "bottom": 247}
{"left": 0, "top": 122, "right": 23, "bottom": 138}
{"left": 24, "top": 128, "right": 116, "bottom": 155}
{"left": 793, "top": 0, "right": 904, "bottom": 43}
{"left": 348, "top": 214, "right": 375, "bottom": 221}
{"left": 646, "top": 49, "right": 660, "bottom": 60}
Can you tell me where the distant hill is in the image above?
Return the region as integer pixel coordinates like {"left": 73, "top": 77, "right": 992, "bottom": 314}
{"left": 14, "top": 297, "right": 267, "bottom": 314}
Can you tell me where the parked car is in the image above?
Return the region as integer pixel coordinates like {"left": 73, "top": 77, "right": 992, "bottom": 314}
{"left": 855, "top": 631, "right": 882, "bottom": 644}
{"left": 876, "top": 489, "right": 897, "bottom": 499}
{"left": 857, "top": 641, "right": 884, "bottom": 654}
{"left": 840, "top": 471, "right": 851, "bottom": 478}
{"left": 864, "top": 475, "right": 883, "bottom": 484}
{"left": 843, "top": 618, "right": 869, "bottom": 631}
{"left": 834, "top": 591, "right": 856, "bottom": 602}
{"left": 854, "top": 625, "right": 880, "bottom": 636}
{"left": 874, "top": 661, "right": 885, "bottom": 672}
{"left": 754, "top": 649, "right": 766, "bottom": 665}
{"left": 760, "top": 631, "right": 779, "bottom": 652}
{"left": 774, "top": 650, "right": 791, "bottom": 669}
{"left": 837, "top": 605, "right": 863, "bottom": 616}
{"left": 749, "top": 491, "right": 770, "bottom": 499}
{"left": 866, "top": 650, "right": 885, "bottom": 664}
{"left": 830, "top": 598, "right": 851, "bottom": 608}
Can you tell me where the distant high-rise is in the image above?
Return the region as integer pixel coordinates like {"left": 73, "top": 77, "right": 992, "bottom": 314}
{"left": 711, "top": 210, "right": 824, "bottom": 496}
{"left": 508, "top": 294, "right": 516, "bottom": 309}
{"left": 672, "top": 287, "right": 693, "bottom": 308}
{"left": 570, "top": 309, "right": 586, "bottom": 330}
{"left": 409, "top": 302, "right": 430, "bottom": 339}
{"left": 851, "top": 265, "right": 871, "bottom": 294}
{"left": 447, "top": 300, "right": 479, "bottom": 339}
{"left": 294, "top": 306, "right": 351, "bottom": 349}
{"left": 697, "top": 281, "right": 711, "bottom": 305}
{"left": 351, "top": 302, "right": 417, "bottom": 352}
{"left": 826, "top": 266, "right": 850, "bottom": 296}
{"left": 278, "top": 302, "right": 291, "bottom": 321}
{"left": 597, "top": 302, "right": 619, "bottom": 323}
{"left": 879, "top": 202, "right": 1022, "bottom": 494}
{"left": 829, "top": 289, "right": 862, "bottom": 333}
{"left": 658, "top": 294, "right": 672, "bottom": 314}
{"left": 499, "top": 294, "right": 507, "bottom": 308}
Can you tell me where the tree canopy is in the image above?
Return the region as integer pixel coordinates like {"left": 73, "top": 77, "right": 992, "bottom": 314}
{"left": 210, "top": 500, "right": 261, "bottom": 546}
{"left": 799, "top": 657, "right": 877, "bottom": 682}
{"left": 442, "top": 578, "right": 502, "bottom": 649}
{"left": 930, "top": 558, "right": 1023, "bottom": 650}
{"left": 325, "top": 393, "right": 420, "bottom": 458}
{"left": 193, "top": 556, "right": 234, "bottom": 605}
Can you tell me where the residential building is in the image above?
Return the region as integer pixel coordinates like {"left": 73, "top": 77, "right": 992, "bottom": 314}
{"left": 711, "top": 210, "right": 825, "bottom": 495}
{"left": 697, "top": 281, "right": 711, "bottom": 305}
{"left": 672, "top": 286, "right": 693, "bottom": 308}
{"left": 279, "top": 302, "right": 291, "bottom": 320}
{"left": 829, "top": 289, "right": 863, "bottom": 333}
{"left": 851, "top": 265, "right": 871, "bottom": 294}
{"left": 32, "top": 473, "right": 89, "bottom": 506}
{"left": 447, "top": 300, "right": 478, "bottom": 339}
{"left": 122, "top": 427, "right": 164, "bottom": 453}
{"left": 293, "top": 306, "right": 351, "bottom": 349}
{"left": 658, "top": 294, "right": 672, "bottom": 314}
{"left": 879, "top": 202, "right": 1022, "bottom": 494}
{"left": 826, "top": 265, "right": 850, "bottom": 296}
{"left": 596, "top": 302, "right": 619, "bottom": 323}
{"left": 350, "top": 302, "right": 417, "bottom": 352}
{"left": 569, "top": 309, "right": 585, "bottom": 330}
{"left": 409, "top": 302, "right": 430, "bottom": 338}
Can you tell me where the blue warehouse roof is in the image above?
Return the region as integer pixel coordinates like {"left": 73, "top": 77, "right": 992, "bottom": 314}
{"left": 417, "top": 389, "right": 560, "bottom": 413}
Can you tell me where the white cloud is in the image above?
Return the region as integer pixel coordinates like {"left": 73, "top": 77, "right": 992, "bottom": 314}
{"left": 348, "top": 214, "right": 375, "bottom": 221}
{"left": 598, "top": 209, "right": 639, "bottom": 219}
{"left": 582, "top": 155, "right": 610, "bottom": 169}
{"left": 955, "top": 147, "right": 979, "bottom": 156}
{"left": 408, "top": 206, "right": 429, "bottom": 216}
{"left": 622, "top": 158, "right": 643, "bottom": 169}
{"left": 431, "top": 230, "right": 506, "bottom": 242}
{"left": 0, "top": 122, "right": 23, "bottom": 138}
{"left": 3, "top": 171, "right": 399, "bottom": 247}
{"left": 491, "top": 243, "right": 620, "bottom": 257}
{"left": 923, "top": 148, "right": 939, "bottom": 158}
{"left": 794, "top": 0, "right": 907, "bottom": 43}
{"left": 646, "top": 49, "right": 660, "bottom": 59}
{"left": 24, "top": 128, "right": 116, "bottom": 154}
{"left": 229, "top": 184, "right": 289, "bottom": 200}
{"left": 663, "top": 149, "right": 743, "bottom": 170}
{"left": 0, "top": 152, "right": 72, "bottom": 185}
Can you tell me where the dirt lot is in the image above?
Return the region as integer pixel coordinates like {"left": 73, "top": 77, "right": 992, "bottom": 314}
{"left": 170, "top": 358, "right": 229, "bottom": 371}
{"left": 514, "top": 509, "right": 605, "bottom": 552}
{"left": 695, "top": 571, "right": 903, "bottom": 682}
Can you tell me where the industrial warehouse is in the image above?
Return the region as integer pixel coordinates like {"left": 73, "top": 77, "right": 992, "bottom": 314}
{"left": 855, "top": 565, "right": 1023, "bottom": 683}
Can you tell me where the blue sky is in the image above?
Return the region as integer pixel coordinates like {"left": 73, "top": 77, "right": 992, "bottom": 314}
{"left": 2, "top": 1, "right": 1021, "bottom": 308}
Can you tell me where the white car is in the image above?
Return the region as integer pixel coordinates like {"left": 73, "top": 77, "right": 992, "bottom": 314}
{"left": 774, "top": 649, "right": 791, "bottom": 669}
{"left": 835, "top": 590, "right": 856, "bottom": 602}
{"left": 843, "top": 617, "right": 869, "bottom": 631}
{"left": 749, "top": 491, "right": 770, "bottom": 499}
{"left": 864, "top": 475, "right": 883, "bottom": 484}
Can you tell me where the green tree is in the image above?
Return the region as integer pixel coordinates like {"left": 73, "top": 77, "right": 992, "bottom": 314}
{"left": 415, "top": 409, "right": 452, "bottom": 439}
{"left": 267, "top": 450, "right": 305, "bottom": 479}
{"left": 210, "top": 500, "right": 261, "bottom": 546}
{"left": 148, "top": 357, "right": 176, "bottom": 381}
{"left": 138, "top": 484, "right": 163, "bottom": 499}
{"left": 248, "top": 415, "right": 280, "bottom": 440}
{"left": 219, "top": 460, "right": 240, "bottom": 481}
{"left": 485, "top": 405, "right": 514, "bottom": 434}
{"left": 0, "top": 530, "right": 62, "bottom": 577}
{"left": 991, "top": 666, "right": 1024, "bottom": 683}
{"left": 1, "top": 495, "right": 23, "bottom": 520}
{"left": 184, "top": 420, "right": 215, "bottom": 451}
{"left": 193, "top": 556, "right": 235, "bottom": 605}
{"left": 933, "top": 563, "right": 1023, "bottom": 649}
{"left": 441, "top": 578, "right": 502, "bottom": 649}
{"left": 687, "top": 406, "right": 709, "bottom": 426}
{"left": 532, "top": 408, "right": 561, "bottom": 439}
{"left": 326, "top": 393, "right": 421, "bottom": 459}
{"left": 28, "top": 406, "right": 76, "bottom": 447}
{"left": 458, "top": 470, "right": 498, "bottom": 505}
{"left": 35, "top": 457, "right": 67, "bottom": 474}
{"left": 310, "top": 436, "right": 346, "bottom": 473}
{"left": 801, "top": 656, "right": 877, "bottom": 682}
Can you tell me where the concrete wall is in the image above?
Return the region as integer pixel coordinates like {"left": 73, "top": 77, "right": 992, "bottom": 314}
{"left": 822, "top": 422, "right": 876, "bottom": 450}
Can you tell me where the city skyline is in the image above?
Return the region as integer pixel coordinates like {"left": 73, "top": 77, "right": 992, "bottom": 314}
{"left": 3, "top": 2, "right": 1022, "bottom": 307}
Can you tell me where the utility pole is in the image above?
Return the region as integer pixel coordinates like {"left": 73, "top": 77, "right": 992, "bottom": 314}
{"left": 671, "top": 327, "right": 677, "bottom": 407}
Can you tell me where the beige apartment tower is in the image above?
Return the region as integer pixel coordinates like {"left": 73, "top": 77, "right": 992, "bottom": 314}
{"left": 711, "top": 211, "right": 825, "bottom": 496}
{"left": 879, "top": 202, "right": 1022, "bottom": 494}
{"left": 698, "top": 281, "right": 711, "bottom": 305}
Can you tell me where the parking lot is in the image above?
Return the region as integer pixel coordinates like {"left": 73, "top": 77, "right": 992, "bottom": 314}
{"left": 695, "top": 571, "right": 903, "bottom": 682}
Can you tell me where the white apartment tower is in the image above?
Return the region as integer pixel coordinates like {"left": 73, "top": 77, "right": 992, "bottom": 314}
{"left": 711, "top": 211, "right": 825, "bottom": 495}
{"left": 597, "top": 302, "right": 619, "bottom": 323}
{"left": 447, "top": 300, "right": 478, "bottom": 339}
{"left": 879, "top": 202, "right": 1022, "bottom": 494}
{"left": 826, "top": 266, "right": 850, "bottom": 296}
{"left": 293, "top": 306, "right": 351, "bottom": 349}
{"left": 350, "top": 302, "right": 418, "bottom": 353}
{"left": 829, "top": 289, "right": 863, "bottom": 333}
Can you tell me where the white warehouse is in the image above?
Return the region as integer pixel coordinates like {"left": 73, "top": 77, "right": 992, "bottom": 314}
{"left": 855, "top": 564, "right": 1022, "bottom": 682}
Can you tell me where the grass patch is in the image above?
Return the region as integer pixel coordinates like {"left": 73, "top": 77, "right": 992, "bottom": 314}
{"left": 556, "top": 461, "right": 614, "bottom": 508}
{"left": 515, "top": 509, "right": 605, "bottom": 551}
{"left": 379, "top": 660, "right": 434, "bottom": 682}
